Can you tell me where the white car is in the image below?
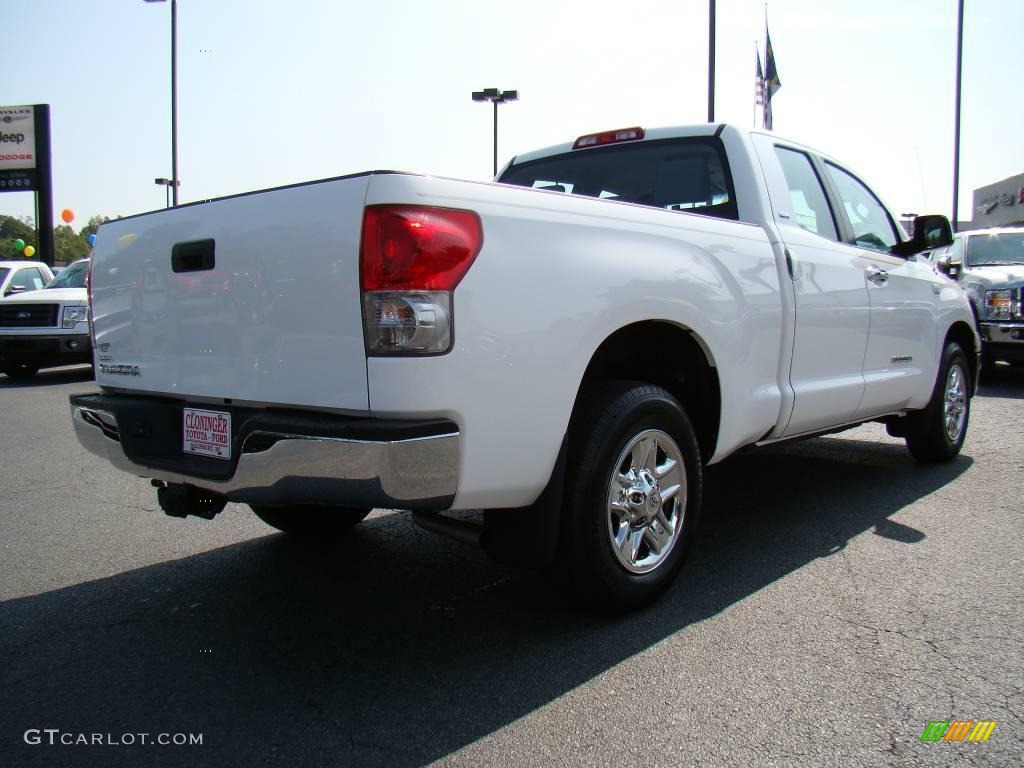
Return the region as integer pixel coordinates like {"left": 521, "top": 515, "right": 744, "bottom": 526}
{"left": 0, "top": 259, "right": 90, "bottom": 379}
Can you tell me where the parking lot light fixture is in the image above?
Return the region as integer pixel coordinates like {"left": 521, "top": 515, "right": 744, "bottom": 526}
{"left": 154, "top": 177, "right": 177, "bottom": 209}
{"left": 471, "top": 88, "right": 519, "bottom": 177}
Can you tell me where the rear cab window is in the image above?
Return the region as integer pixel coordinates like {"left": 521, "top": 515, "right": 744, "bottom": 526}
{"left": 499, "top": 137, "right": 739, "bottom": 221}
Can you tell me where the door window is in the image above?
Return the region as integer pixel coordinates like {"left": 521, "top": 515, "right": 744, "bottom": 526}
{"left": 774, "top": 147, "right": 838, "bottom": 241}
{"left": 824, "top": 163, "right": 899, "bottom": 252}
{"left": 10, "top": 267, "right": 44, "bottom": 292}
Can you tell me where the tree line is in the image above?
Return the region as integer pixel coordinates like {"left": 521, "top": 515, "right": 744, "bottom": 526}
{"left": 0, "top": 214, "right": 112, "bottom": 264}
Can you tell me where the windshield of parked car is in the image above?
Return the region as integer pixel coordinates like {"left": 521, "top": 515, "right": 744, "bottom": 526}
{"left": 0, "top": 267, "right": 9, "bottom": 285}
{"left": 499, "top": 137, "right": 739, "bottom": 221}
{"left": 46, "top": 260, "right": 88, "bottom": 288}
{"left": 966, "top": 232, "right": 1024, "bottom": 266}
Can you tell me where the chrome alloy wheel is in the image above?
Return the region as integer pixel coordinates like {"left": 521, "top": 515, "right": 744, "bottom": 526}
{"left": 607, "top": 429, "right": 686, "bottom": 574}
{"left": 944, "top": 363, "right": 967, "bottom": 442}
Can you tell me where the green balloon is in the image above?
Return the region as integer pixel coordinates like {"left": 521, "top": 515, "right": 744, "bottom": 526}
{"left": 13, "top": 238, "right": 25, "bottom": 251}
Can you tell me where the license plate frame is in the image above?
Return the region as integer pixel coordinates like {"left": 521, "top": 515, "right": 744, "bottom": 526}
{"left": 182, "top": 407, "right": 232, "bottom": 460}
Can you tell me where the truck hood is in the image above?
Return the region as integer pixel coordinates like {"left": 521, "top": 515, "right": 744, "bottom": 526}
{"left": 2, "top": 287, "right": 87, "bottom": 303}
{"left": 962, "top": 264, "right": 1024, "bottom": 289}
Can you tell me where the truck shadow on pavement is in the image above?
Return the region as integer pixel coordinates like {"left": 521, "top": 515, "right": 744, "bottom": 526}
{"left": 0, "top": 365, "right": 93, "bottom": 388}
{"left": 0, "top": 436, "right": 971, "bottom": 767}
{"left": 977, "top": 363, "right": 1024, "bottom": 398}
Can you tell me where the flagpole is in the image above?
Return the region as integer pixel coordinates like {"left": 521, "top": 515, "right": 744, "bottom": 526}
{"left": 952, "top": 0, "right": 964, "bottom": 230}
{"left": 708, "top": 0, "right": 716, "bottom": 122}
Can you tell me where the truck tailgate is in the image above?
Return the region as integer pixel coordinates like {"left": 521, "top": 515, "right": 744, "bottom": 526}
{"left": 91, "top": 174, "right": 373, "bottom": 411}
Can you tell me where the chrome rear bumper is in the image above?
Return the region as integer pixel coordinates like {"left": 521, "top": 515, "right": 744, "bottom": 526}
{"left": 71, "top": 404, "right": 458, "bottom": 509}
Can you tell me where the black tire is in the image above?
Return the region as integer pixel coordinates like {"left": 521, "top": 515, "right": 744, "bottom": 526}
{"left": 904, "top": 341, "right": 970, "bottom": 463}
{"left": 250, "top": 504, "right": 371, "bottom": 536}
{"left": 3, "top": 364, "right": 39, "bottom": 379}
{"left": 562, "top": 382, "right": 703, "bottom": 611}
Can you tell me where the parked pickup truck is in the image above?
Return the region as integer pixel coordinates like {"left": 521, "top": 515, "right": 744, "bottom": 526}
{"left": 930, "top": 227, "right": 1024, "bottom": 374}
{"left": 1, "top": 258, "right": 90, "bottom": 378}
{"left": 71, "top": 124, "right": 979, "bottom": 609}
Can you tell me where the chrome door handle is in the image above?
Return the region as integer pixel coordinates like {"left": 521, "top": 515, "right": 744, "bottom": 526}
{"left": 866, "top": 266, "right": 888, "bottom": 285}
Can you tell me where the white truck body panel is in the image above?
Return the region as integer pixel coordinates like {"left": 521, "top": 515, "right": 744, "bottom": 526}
{"left": 363, "top": 172, "right": 783, "bottom": 508}
{"left": 91, "top": 175, "right": 373, "bottom": 412}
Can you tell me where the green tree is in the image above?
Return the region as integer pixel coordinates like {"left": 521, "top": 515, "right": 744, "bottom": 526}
{"left": 0, "top": 215, "right": 38, "bottom": 261}
{"left": 79, "top": 215, "right": 110, "bottom": 238}
{"left": 54, "top": 224, "right": 89, "bottom": 264}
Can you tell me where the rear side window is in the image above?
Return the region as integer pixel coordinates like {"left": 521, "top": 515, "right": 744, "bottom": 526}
{"left": 499, "top": 138, "right": 738, "bottom": 221}
{"left": 774, "top": 147, "right": 838, "bottom": 241}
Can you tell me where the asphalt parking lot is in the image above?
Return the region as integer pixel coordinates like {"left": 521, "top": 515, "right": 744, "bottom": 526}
{"left": 1, "top": 365, "right": 1021, "bottom": 768}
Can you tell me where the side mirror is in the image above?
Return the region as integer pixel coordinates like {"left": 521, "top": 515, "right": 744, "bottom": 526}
{"left": 917, "top": 214, "right": 954, "bottom": 249}
{"left": 891, "top": 214, "right": 954, "bottom": 257}
{"left": 935, "top": 255, "right": 962, "bottom": 279}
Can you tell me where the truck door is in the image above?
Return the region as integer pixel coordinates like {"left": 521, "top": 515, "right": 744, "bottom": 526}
{"left": 821, "top": 161, "right": 934, "bottom": 414}
{"left": 757, "top": 140, "right": 871, "bottom": 435}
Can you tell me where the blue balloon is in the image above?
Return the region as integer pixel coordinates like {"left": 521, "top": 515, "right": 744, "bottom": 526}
{"left": 87, "top": 233, "right": 97, "bottom": 247}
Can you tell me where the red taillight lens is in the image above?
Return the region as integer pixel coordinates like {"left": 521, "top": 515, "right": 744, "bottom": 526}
{"left": 360, "top": 205, "right": 482, "bottom": 291}
{"left": 572, "top": 126, "right": 645, "bottom": 150}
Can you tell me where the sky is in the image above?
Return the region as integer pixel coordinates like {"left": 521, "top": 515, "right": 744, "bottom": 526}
{"left": 2, "top": 0, "right": 1022, "bottom": 228}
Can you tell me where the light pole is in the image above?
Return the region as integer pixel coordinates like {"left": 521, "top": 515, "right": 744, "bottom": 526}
{"left": 952, "top": 0, "right": 964, "bottom": 231}
{"left": 154, "top": 177, "right": 176, "bottom": 208}
{"left": 471, "top": 88, "right": 518, "bottom": 177}
{"left": 144, "top": 0, "right": 179, "bottom": 206}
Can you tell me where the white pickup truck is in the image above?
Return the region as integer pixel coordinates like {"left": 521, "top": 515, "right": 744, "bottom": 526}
{"left": 0, "top": 258, "right": 90, "bottom": 378}
{"left": 72, "top": 124, "right": 978, "bottom": 609}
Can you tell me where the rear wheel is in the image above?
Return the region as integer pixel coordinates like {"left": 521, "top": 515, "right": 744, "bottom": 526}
{"left": 250, "top": 504, "right": 371, "bottom": 536}
{"left": 562, "top": 383, "right": 702, "bottom": 611}
{"left": 2, "top": 364, "right": 39, "bottom": 379}
{"left": 904, "top": 341, "right": 970, "bottom": 463}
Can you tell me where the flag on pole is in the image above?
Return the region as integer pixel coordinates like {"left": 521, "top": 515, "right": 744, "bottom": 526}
{"left": 755, "top": 49, "right": 766, "bottom": 119}
{"left": 763, "top": 28, "right": 781, "bottom": 130}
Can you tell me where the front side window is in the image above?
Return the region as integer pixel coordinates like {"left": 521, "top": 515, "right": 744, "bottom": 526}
{"left": 500, "top": 138, "right": 738, "bottom": 220}
{"left": 965, "top": 232, "right": 1024, "bottom": 266}
{"left": 11, "top": 267, "right": 44, "bottom": 291}
{"left": 824, "top": 162, "right": 900, "bottom": 252}
{"left": 774, "top": 147, "right": 838, "bottom": 241}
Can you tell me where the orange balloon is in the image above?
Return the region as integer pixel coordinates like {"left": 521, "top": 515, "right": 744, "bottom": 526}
{"left": 61, "top": 208, "right": 74, "bottom": 223}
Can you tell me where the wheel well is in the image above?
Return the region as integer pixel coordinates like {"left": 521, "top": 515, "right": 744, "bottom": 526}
{"left": 574, "top": 322, "right": 721, "bottom": 460}
{"left": 945, "top": 321, "right": 978, "bottom": 393}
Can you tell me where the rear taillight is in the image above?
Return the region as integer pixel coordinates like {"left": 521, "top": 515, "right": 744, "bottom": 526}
{"left": 572, "top": 126, "right": 645, "bottom": 150}
{"left": 360, "top": 205, "right": 482, "bottom": 355}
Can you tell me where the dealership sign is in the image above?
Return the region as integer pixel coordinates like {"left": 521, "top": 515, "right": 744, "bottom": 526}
{"left": 977, "top": 186, "right": 1024, "bottom": 216}
{"left": 0, "top": 105, "right": 38, "bottom": 191}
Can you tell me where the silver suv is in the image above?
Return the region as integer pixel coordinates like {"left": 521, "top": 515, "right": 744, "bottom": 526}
{"left": 933, "top": 227, "right": 1024, "bottom": 374}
